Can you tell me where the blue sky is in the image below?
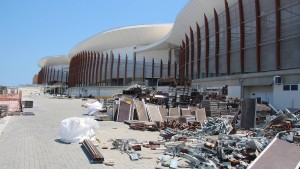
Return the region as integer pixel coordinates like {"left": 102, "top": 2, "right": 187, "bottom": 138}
{"left": 0, "top": 0, "right": 189, "bottom": 86}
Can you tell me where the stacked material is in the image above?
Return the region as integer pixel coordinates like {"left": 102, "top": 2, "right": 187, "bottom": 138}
{"left": 82, "top": 139, "right": 104, "bottom": 163}
{"left": 201, "top": 100, "right": 220, "bottom": 118}
{"left": 160, "top": 134, "right": 270, "bottom": 168}
{"left": 155, "top": 107, "right": 300, "bottom": 169}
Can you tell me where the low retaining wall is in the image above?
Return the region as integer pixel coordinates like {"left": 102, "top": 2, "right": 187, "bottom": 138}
{"left": 66, "top": 86, "right": 126, "bottom": 97}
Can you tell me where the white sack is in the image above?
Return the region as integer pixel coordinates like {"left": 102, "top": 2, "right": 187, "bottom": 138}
{"left": 83, "top": 101, "right": 104, "bottom": 116}
{"left": 87, "top": 101, "right": 103, "bottom": 109}
{"left": 84, "top": 109, "right": 99, "bottom": 116}
{"left": 59, "top": 117, "right": 99, "bottom": 143}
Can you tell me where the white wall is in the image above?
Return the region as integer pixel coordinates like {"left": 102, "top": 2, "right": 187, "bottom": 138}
{"left": 273, "top": 84, "right": 300, "bottom": 110}
{"left": 19, "top": 87, "right": 44, "bottom": 96}
{"left": 228, "top": 86, "right": 241, "bottom": 98}
{"left": 67, "top": 86, "right": 125, "bottom": 97}
{"left": 243, "top": 86, "right": 273, "bottom": 104}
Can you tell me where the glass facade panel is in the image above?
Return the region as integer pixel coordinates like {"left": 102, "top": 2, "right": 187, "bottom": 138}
{"left": 260, "top": 43, "right": 276, "bottom": 71}
{"left": 218, "top": 12, "right": 227, "bottom": 75}
{"left": 208, "top": 19, "right": 215, "bottom": 77}
{"left": 200, "top": 27, "right": 206, "bottom": 78}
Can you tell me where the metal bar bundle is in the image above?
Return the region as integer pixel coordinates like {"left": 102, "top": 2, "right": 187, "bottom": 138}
{"left": 82, "top": 139, "right": 104, "bottom": 163}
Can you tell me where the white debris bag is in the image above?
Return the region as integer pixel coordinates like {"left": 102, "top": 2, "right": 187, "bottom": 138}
{"left": 83, "top": 101, "right": 105, "bottom": 116}
{"left": 59, "top": 117, "right": 99, "bottom": 143}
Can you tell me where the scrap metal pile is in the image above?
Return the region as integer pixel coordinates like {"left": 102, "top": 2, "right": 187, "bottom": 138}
{"left": 159, "top": 126, "right": 270, "bottom": 168}
{"left": 106, "top": 105, "right": 300, "bottom": 168}
{"left": 92, "top": 79, "right": 300, "bottom": 168}
{"left": 155, "top": 109, "right": 300, "bottom": 168}
{"left": 159, "top": 134, "right": 269, "bottom": 168}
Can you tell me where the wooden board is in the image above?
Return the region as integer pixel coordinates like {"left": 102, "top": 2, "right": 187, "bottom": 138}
{"left": 117, "top": 101, "right": 131, "bottom": 122}
{"left": 196, "top": 108, "right": 207, "bottom": 124}
{"left": 169, "top": 107, "right": 180, "bottom": 117}
{"left": 158, "top": 107, "right": 168, "bottom": 121}
{"left": 135, "top": 100, "right": 148, "bottom": 121}
{"left": 181, "top": 109, "right": 191, "bottom": 116}
{"left": 146, "top": 104, "right": 162, "bottom": 122}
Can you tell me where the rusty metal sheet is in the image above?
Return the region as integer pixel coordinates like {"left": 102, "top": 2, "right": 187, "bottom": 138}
{"left": 241, "top": 98, "right": 256, "bottom": 130}
{"left": 135, "top": 100, "right": 148, "bottom": 121}
{"left": 248, "top": 138, "right": 300, "bottom": 169}
{"left": 117, "top": 101, "right": 131, "bottom": 122}
{"left": 146, "top": 104, "right": 162, "bottom": 122}
{"left": 169, "top": 108, "right": 180, "bottom": 117}
{"left": 159, "top": 107, "right": 168, "bottom": 121}
{"left": 196, "top": 108, "right": 207, "bottom": 124}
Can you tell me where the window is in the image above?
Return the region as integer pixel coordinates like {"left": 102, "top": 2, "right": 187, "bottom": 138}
{"left": 283, "top": 85, "right": 290, "bottom": 91}
{"left": 291, "top": 85, "right": 298, "bottom": 91}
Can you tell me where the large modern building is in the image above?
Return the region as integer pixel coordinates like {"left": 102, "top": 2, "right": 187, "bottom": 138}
{"left": 37, "top": 55, "right": 69, "bottom": 94}
{"left": 36, "top": 0, "right": 300, "bottom": 109}
{"left": 67, "top": 24, "right": 174, "bottom": 88}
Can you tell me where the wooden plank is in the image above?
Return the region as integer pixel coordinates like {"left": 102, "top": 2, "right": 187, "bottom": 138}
{"left": 159, "top": 107, "right": 168, "bottom": 121}
{"left": 196, "top": 108, "right": 207, "bottom": 124}
{"left": 117, "top": 100, "right": 131, "bottom": 122}
{"left": 169, "top": 107, "right": 180, "bottom": 117}
{"left": 135, "top": 100, "right": 148, "bottom": 121}
{"left": 145, "top": 104, "right": 162, "bottom": 122}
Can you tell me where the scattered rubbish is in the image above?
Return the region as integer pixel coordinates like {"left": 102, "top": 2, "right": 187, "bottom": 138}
{"left": 104, "top": 159, "right": 114, "bottom": 166}
{"left": 102, "top": 146, "right": 108, "bottom": 149}
{"left": 59, "top": 117, "right": 99, "bottom": 143}
{"left": 70, "top": 80, "right": 300, "bottom": 168}
{"left": 129, "top": 121, "right": 159, "bottom": 131}
{"left": 128, "top": 152, "right": 140, "bottom": 161}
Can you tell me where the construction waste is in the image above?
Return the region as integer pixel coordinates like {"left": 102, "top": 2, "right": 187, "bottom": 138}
{"left": 108, "top": 110, "right": 300, "bottom": 168}
{"left": 75, "top": 78, "right": 300, "bottom": 168}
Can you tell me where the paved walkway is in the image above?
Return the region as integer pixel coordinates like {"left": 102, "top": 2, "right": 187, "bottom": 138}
{"left": 0, "top": 95, "right": 164, "bottom": 169}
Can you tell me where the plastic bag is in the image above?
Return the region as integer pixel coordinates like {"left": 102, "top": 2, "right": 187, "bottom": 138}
{"left": 59, "top": 117, "right": 99, "bottom": 143}
{"left": 83, "top": 101, "right": 105, "bottom": 116}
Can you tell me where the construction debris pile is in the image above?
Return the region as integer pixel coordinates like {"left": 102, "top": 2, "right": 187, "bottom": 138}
{"left": 105, "top": 100, "right": 300, "bottom": 168}
{"left": 76, "top": 78, "right": 300, "bottom": 168}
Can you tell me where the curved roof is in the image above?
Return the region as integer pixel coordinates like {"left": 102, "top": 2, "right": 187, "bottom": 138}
{"left": 38, "top": 55, "right": 69, "bottom": 67}
{"left": 68, "top": 24, "right": 173, "bottom": 58}
{"left": 136, "top": 0, "right": 238, "bottom": 51}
